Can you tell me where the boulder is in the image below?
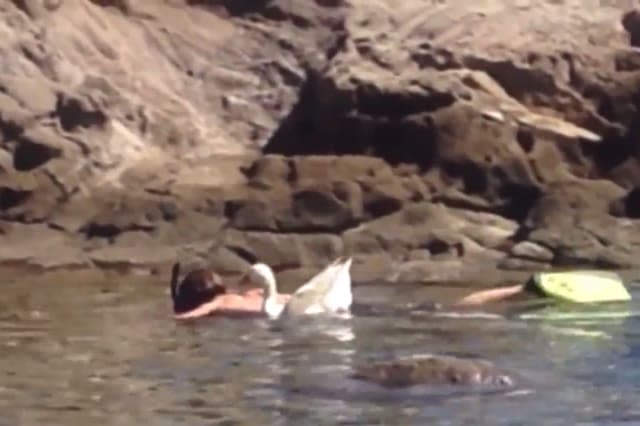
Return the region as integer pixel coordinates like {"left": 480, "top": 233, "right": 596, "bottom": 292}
{"left": 351, "top": 354, "right": 514, "bottom": 388}
{"left": 3, "top": 0, "right": 640, "bottom": 285}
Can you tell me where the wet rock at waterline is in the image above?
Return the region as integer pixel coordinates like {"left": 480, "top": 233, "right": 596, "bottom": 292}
{"left": 3, "top": 2, "right": 640, "bottom": 285}
{"left": 351, "top": 355, "right": 514, "bottom": 388}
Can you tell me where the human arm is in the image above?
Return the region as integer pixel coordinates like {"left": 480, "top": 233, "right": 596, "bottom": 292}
{"left": 243, "top": 288, "right": 291, "bottom": 304}
{"left": 173, "top": 298, "right": 221, "bottom": 320}
{"left": 452, "top": 284, "right": 526, "bottom": 307}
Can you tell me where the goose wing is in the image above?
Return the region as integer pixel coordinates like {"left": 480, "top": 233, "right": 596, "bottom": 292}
{"left": 282, "top": 257, "right": 353, "bottom": 316}
{"left": 321, "top": 257, "right": 352, "bottom": 311}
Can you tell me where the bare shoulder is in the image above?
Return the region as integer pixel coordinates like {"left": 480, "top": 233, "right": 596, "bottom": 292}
{"left": 453, "top": 284, "right": 526, "bottom": 307}
{"left": 173, "top": 299, "right": 219, "bottom": 319}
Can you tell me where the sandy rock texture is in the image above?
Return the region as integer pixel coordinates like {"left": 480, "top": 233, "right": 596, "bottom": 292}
{"left": 2, "top": 0, "right": 640, "bottom": 287}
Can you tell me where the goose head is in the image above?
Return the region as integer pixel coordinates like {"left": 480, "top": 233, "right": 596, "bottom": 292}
{"left": 246, "top": 263, "right": 283, "bottom": 318}
{"left": 246, "top": 263, "right": 277, "bottom": 292}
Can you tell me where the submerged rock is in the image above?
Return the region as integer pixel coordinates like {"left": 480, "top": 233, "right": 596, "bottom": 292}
{"left": 351, "top": 354, "right": 514, "bottom": 389}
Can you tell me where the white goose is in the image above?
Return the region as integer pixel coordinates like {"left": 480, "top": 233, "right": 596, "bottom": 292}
{"left": 245, "top": 257, "right": 353, "bottom": 320}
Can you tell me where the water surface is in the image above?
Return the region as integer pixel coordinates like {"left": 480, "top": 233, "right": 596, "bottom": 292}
{"left": 1, "top": 272, "right": 639, "bottom": 425}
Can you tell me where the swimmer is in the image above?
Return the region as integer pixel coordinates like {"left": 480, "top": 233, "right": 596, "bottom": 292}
{"left": 172, "top": 264, "right": 630, "bottom": 319}
{"left": 454, "top": 270, "right": 631, "bottom": 307}
{"left": 170, "top": 262, "right": 290, "bottom": 319}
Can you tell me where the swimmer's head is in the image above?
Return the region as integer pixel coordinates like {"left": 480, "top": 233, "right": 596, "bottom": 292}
{"left": 170, "top": 262, "right": 227, "bottom": 314}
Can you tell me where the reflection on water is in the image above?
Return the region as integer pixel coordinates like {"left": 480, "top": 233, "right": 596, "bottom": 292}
{"left": 0, "top": 274, "right": 639, "bottom": 425}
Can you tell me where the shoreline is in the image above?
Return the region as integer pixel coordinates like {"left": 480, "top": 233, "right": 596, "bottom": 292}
{"left": 2, "top": 2, "right": 640, "bottom": 292}
{"left": 2, "top": 251, "right": 637, "bottom": 292}
{"left": 3, "top": 153, "right": 640, "bottom": 291}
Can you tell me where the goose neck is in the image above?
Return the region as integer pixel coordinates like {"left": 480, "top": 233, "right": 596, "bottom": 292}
{"left": 260, "top": 272, "right": 281, "bottom": 318}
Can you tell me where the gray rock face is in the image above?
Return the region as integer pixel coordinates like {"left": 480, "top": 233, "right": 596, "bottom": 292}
{"left": 2, "top": 1, "right": 640, "bottom": 287}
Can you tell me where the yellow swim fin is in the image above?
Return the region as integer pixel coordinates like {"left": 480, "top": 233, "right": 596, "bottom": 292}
{"left": 532, "top": 270, "right": 632, "bottom": 304}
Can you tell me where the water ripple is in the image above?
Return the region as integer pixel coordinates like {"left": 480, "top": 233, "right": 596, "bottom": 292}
{"left": 0, "top": 280, "right": 638, "bottom": 425}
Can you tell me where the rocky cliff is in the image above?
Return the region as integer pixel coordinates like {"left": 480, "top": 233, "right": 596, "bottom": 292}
{"left": 2, "top": 0, "right": 640, "bottom": 286}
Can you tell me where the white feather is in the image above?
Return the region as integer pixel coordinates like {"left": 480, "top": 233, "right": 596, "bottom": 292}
{"left": 247, "top": 257, "right": 354, "bottom": 320}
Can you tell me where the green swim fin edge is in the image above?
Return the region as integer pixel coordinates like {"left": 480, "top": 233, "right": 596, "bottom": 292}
{"left": 533, "top": 270, "right": 632, "bottom": 304}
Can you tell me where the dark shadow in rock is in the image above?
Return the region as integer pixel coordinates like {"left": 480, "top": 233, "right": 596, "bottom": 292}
{"left": 186, "top": 0, "right": 276, "bottom": 18}
{"left": 13, "top": 140, "right": 62, "bottom": 171}
{"left": 355, "top": 84, "right": 455, "bottom": 118}
{"left": 362, "top": 188, "right": 404, "bottom": 218}
{"left": 264, "top": 72, "right": 439, "bottom": 170}
{"left": 411, "top": 46, "right": 460, "bottom": 71}
{"left": 82, "top": 223, "right": 122, "bottom": 239}
{"left": 625, "top": 187, "right": 640, "bottom": 218}
{"left": 157, "top": 201, "right": 179, "bottom": 221}
{"left": 442, "top": 160, "right": 488, "bottom": 194}
{"left": 497, "top": 183, "right": 542, "bottom": 222}
{"left": 187, "top": 0, "right": 310, "bottom": 24}
{"left": 81, "top": 221, "right": 154, "bottom": 239}
{"left": 464, "top": 57, "right": 556, "bottom": 101}
{"left": 56, "top": 95, "right": 107, "bottom": 132}
{"left": 509, "top": 225, "right": 532, "bottom": 243}
{"left": 325, "top": 31, "right": 348, "bottom": 60}
{"left": 264, "top": 70, "right": 336, "bottom": 156}
{"left": 0, "top": 188, "right": 32, "bottom": 210}
{"left": 622, "top": 9, "right": 640, "bottom": 47}
{"left": 0, "top": 118, "right": 23, "bottom": 141}
{"left": 425, "top": 238, "right": 454, "bottom": 257}
{"left": 583, "top": 129, "right": 635, "bottom": 174}
{"left": 370, "top": 119, "right": 438, "bottom": 169}
{"left": 516, "top": 128, "right": 535, "bottom": 153}
{"left": 87, "top": 0, "right": 132, "bottom": 13}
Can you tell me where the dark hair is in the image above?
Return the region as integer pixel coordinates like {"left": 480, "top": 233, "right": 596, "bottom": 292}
{"left": 523, "top": 274, "right": 547, "bottom": 298}
{"left": 170, "top": 262, "right": 227, "bottom": 314}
